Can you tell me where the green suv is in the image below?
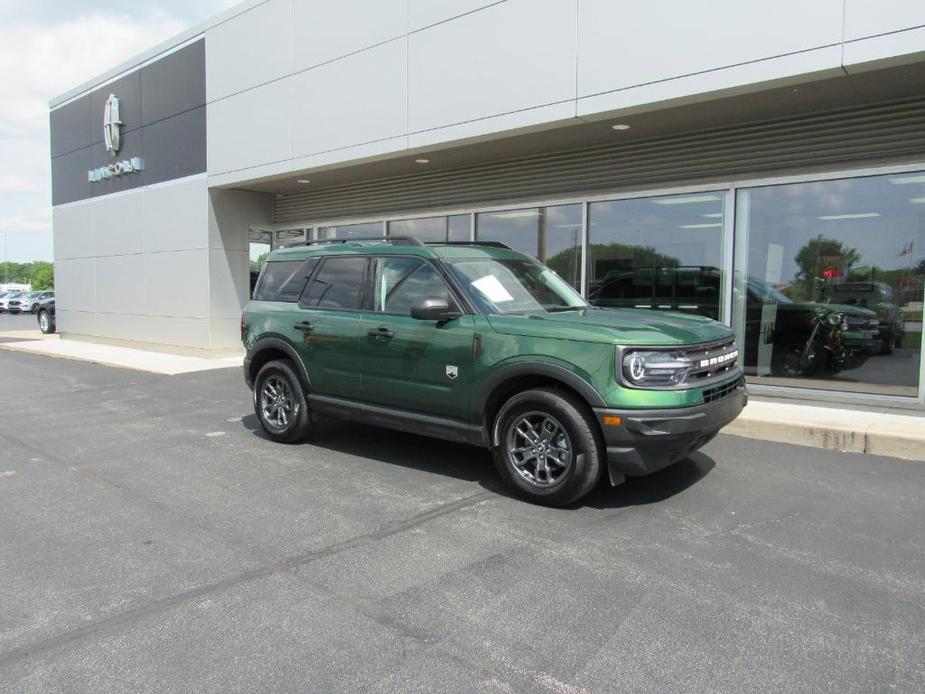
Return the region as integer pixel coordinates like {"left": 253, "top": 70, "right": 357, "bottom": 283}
{"left": 242, "top": 238, "right": 745, "bottom": 506}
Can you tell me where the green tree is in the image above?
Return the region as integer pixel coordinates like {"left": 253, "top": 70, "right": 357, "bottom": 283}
{"left": 793, "top": 235, "right": 861, "bottom": 299}
{"left": 250, "top": 252, "right": 269, "bottom": 273}
{"left": 30, "top": 261, "right": 55, "bottom": 290}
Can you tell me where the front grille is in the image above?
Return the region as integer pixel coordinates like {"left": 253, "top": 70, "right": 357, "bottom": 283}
{"left": 702, "top": 376, "right": 743, "bottom": 404}
{"left": 683, "top": 337, "right": 739, "bottom": 383}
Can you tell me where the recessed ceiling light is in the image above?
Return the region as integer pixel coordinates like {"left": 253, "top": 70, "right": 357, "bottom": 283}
{"left": 701, "top": 213, "right": 724, "bottom": 218}
{"left": 415, "top": 158, "right": 430, "bottom": 164}
{"left": 910, "top": 197, "right": 925, "bottom": 204}
{"left": 817, "top": 213, "right": 880, "bottom": 220}
{"left": 678, "top": 223, "right": 722, "bottom": 229}
{"left": 296, "top": 179, "right": 310, "bottom": 184}
{"left": 611, "top": 123, "right": 631, "bottom": 131}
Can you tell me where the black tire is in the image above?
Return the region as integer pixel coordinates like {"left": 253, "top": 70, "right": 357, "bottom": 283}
{"left": 491, "top": 388, "right": 603, "bottom": 507}
{"left": 30, "top": 304, "right": 39, "bottom": 314}
{"left": 38, "top": 310, "right": 55, "bottom": 334}
{"left": 771, "top": 336, "right": 822, "bottom": 377}
{"left": 253, "top": 359, "right": 312, "bottom": 444}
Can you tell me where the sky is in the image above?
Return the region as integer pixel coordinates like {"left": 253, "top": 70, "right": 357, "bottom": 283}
{"left": 0, "top": 0, "right": 238, "bottom": 263}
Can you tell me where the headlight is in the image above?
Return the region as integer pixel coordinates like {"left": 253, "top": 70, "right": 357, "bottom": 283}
{"left": 827, "top": 312, "right": 843, "bottom": 328}
{"left": 622, "top": 350, "right": 692, "bottom": 387}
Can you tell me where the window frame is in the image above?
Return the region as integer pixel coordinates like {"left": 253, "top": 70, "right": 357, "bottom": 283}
{"left": 370, "top": 255, "right": 462, "bottom": 317}
{"left": 298, "top": 255, "right": 371, "bottom": 313}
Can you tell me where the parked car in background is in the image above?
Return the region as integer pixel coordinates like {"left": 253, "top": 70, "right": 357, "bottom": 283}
{"left": 588, "top": 267, "right": 880, "bottom": 377}
{"left": 822, "top": 280, "right": 904, "bottom": 354}
{"left": 37, "top": 297, "right": 56, "bottom": 334}
{"left": 8, "top": 291, "right": 54, "bottom": 314}
{"left": 0, "top": 292, "right": 24, "bottom": 313}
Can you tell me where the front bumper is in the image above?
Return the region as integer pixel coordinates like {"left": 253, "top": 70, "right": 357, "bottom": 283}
{"left": 593, "top": 377, "right": 747, "bottom": 482}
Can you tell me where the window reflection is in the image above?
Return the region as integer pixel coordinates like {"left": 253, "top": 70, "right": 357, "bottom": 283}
{"left": 587, "top": 193, "right": 725, "bottom": 320}
{"left": 388, "top": 215, "right": 470, "bottom": 242}
{"left": 476, "top": 204, "right": 582, "bottom": 290}
{"left": 318, "top": 222, "right": 383, "bottom": 239}
{"left": 733, "top": 172, "right": 925, "bottom": 396}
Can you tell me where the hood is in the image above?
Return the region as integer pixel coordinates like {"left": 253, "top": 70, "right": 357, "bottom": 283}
{"left": 487, "top": 308, "right": 733, "bottom": 346}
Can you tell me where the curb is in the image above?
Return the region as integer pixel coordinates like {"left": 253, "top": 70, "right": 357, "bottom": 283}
{"left": 723, "top": 400, "right": 925, "bottom": 462}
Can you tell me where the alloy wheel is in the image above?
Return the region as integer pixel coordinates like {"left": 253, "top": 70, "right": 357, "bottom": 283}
{"left": 505, "top": 411, "right": 573, "bottom": 488}
{"left": 259, "top": 375, "right": 298, "bottom": 430}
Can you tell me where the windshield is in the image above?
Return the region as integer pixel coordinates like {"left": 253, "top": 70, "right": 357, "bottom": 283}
{"left": 747, "top": 277, "right": 792, "bottom": 305}
{"left": 446, "top": 257, "right": 587, "bottom": 315}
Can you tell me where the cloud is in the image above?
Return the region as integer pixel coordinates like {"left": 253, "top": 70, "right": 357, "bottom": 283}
{"left": 0, "top": 176, "right": 37, "bottom": 193}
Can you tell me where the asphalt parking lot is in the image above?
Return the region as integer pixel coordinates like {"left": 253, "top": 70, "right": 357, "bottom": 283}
{"left": 0, "top": 346, "right": 923, "bottom": 693}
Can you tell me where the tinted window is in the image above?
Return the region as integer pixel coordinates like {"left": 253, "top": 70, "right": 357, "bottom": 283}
{"left": 374, "top": 257, "right": 452, "bottom": 315}
{"left": 253, "top": 260, "right": 315, "bottom": 302}
{"left": 303, "top": 256, "right": 368, "bottom": 310}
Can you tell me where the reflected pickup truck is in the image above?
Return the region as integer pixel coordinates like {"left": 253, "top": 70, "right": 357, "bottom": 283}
{"left": 242, "top": 237, "right": 746, "bottom": 506}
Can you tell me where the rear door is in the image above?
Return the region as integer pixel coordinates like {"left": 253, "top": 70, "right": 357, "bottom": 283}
{"left": 357, "top": 256, "right": 474, "bottom": 420}
{"left": 296, "top": 255, "right": 369, "bottom": 399}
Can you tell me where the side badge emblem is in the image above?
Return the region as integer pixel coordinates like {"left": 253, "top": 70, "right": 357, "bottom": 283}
{"left": 446, "top": 365, "right": 458, "bottom": 380}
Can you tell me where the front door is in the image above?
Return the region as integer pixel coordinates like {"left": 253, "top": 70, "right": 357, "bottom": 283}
{"left": 357, "top": 256, "right": 474, "bottom": 420}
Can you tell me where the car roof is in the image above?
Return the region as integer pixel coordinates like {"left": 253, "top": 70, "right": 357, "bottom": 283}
{"left": 268, "top": 240, "right": 527, "bottom": 263}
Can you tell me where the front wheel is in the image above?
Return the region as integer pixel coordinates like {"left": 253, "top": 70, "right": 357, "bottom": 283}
{"left": 491, "top": 388, "right": 603, "bottom": 507}
{"left": 254, "top": 359, "right": 312, "bottom": 443}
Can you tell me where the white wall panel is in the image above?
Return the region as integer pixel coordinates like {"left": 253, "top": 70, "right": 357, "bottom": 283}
{"left": 209, "top": 248, "right": 250, "bottom": 320}
{"left": 208, "top": 79, "right": 292, "bottom": 175}
{"left": 95, "top": 255, "right": 145, "bottom": 315}
{"left": 145, "top": 249, "right": 210, "bottom": 319}
{"left": 292, "top": 0, "right": 407, "bottom": 71}
{"left": 844, "top": 0, "right": 925, "bottom": 41}
{"left": 408, "top": 0, "right": 576, "bottom": 132}
{"left": 577, "top": 0, "right": 843, "bottom": 99}
{"left": 291, "top": 39, "right": 407, "bottom": 157}
{"left": 206, "top": 0, "right": 291, "bottom": 101}
{"left": 408, "top": 0, "right": 502, "bottom": 30}
{"left": 54, "top": 258, "right": 95, "bottom": 312}
{"left": 53, "top": 203, "right": 93, "bottom": 260}
{"left": 142, "top": 177, "right": 209, "bottom": 254}
{"left": 55, "top": 309, "right": 96, "bottom": 338}
{"left": 92, "top": 193, "right": 145, "bottom": 257}
{"left": 843, "top": 26, "right": 925, "bottom": 69}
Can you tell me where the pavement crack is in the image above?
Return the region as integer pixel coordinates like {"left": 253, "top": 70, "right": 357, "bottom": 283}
{"left": 0, "top": 490, "right": 492, "bottom": 668}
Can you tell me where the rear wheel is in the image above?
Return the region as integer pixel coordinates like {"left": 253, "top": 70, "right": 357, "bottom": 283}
{"left": 254, "top": 359, "right": 312, "bottom": 443}
{"left": 492, "top": 388, "right": 603, "bottom": 507}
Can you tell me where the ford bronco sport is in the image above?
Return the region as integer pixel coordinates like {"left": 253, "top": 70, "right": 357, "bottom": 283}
{"left": 242, "top": 238, "right": 745, "bottom": 506}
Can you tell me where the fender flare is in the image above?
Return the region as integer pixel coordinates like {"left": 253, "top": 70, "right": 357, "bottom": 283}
{"left": 475, "top": 361, "right": 606, "bottom": 445}
{"left": 248, "top": 337, "right": 312, "bottom": 391}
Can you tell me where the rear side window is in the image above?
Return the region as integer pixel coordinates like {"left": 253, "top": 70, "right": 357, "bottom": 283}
{"left": 253, "top": 259, "right": 318, "bottom": 302}
{"left": 302, "top": 256, "right": 368, "bottom": 310}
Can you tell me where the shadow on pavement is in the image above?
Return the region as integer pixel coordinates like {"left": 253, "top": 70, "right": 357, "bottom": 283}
{"left": 241, "top": 413, "right": 715, "bottom": 508}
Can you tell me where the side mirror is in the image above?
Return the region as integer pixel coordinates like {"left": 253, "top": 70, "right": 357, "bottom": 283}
{"left": 410, "top": 297, "right": 461, "bottom": 322}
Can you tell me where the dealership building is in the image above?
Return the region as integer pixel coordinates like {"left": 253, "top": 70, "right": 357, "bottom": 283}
{"left": 50, "top": 0, "right": 925, "bottom": 406}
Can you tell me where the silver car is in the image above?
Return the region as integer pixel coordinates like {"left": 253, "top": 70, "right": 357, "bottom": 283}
{"left": 0, "top": 292, "right": 23, "bottom": 313}
{"left": 8, "top": 291, "right": 53, "bottom": 314}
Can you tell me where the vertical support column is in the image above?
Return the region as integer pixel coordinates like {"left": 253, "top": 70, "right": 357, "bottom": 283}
{"left": 580, "top": 201, "right": 589, "bottom": 298}
{"left": 722, "top": 187, "right": 736, "bottom": 327}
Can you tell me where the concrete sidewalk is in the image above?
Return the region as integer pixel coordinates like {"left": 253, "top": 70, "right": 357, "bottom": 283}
{"left": 725, "top": 398, "right": 925, "bottom": 462}
{"left": 0, "top": 336, "right": 242, "bottom": 375}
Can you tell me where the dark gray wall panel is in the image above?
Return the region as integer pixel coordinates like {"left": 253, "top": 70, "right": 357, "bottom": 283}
{"left": 89, "top": 71, "right": 142, "bottom": 145}
{"left": 141, "top": 40, "right": 206, "bottom": 125}
{"left": 51, "top": 38, "right": 205, "bottom": 206}
{"left": 49, "top": 96, "right": 90, "bottom": 158}
{"left": 51, "top": 148, "right": 91, "bottom": 205}
{"left": 141, "top": 106, "right": 207, "bottom": 186}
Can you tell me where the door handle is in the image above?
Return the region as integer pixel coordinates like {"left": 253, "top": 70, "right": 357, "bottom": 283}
{"left": 294, "top": 321, "right": 315, "bottom": 332}
{"left": 367, "top": 327, "right": 394, "bottom": 339}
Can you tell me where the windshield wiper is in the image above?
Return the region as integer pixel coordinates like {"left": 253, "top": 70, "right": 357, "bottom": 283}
{"left": 545, "top": 306, "right": 586, "bottom": 313}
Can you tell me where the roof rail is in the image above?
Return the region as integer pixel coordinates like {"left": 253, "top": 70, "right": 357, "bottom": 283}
{"left": 283, "top": 236, "right": 423, "bottom": 248}
{"left": 425, "top": 241, "right": 513, "bottom": 250}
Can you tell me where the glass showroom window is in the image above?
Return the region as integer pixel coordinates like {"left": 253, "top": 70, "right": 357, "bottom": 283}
{"left": 476, "top": 204, "right": 582, "bottom": 290}
{"left": 733, "top": 172, "right": 925, "bottom": 397}
{"left": 587, "top": 192, "right": 726, "bottom": 320}
{"left": 318, "top": 221, "right": 383, "bottom": 239}
{"left": 388, "top": 215, "right": 470, "bottom": 242}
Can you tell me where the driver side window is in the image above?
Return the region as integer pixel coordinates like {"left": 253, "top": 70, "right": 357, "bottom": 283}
{"left": 375, "top": 257, "right": 454, "bottom": 315}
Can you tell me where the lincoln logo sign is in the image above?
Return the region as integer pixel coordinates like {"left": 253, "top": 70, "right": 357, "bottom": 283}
{"left": 88, "top": 93, "right": 143, "bottom": 182}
